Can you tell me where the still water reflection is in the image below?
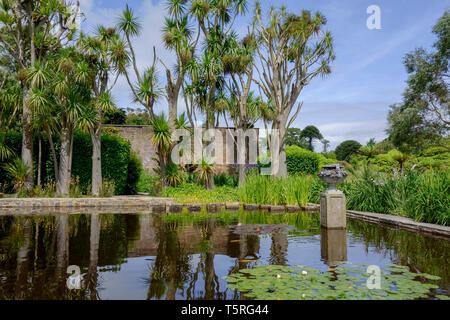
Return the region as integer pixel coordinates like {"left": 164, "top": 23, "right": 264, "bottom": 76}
{"left": 0, "top": 212, "right": 448, "bottom": 300}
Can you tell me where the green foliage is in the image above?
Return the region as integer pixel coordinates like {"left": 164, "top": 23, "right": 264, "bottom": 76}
{"left": 225, "top": 264, "right": 444, "bottom": 300}
{"left": 341, "top": 168, "right": 450, "bottom": 225}
{"left": 238, "top": 174, "right": 314, "bottom": 206}
{"left": 103, "top": 108, "right": 127, "bottom": 125}
{"left": 165, "top": 161, "right": 185, "bottom": 187}
{"left": 162, "top": 183, "right": 238, "bottom": 204}
{"left": 285, "top": 146, "right": 334, "bottom": 175}
{"left": 386, "top": 11, "right": 449, "bottom": 153}
{"left": 99, "top": 134, "right": 131, "bottom": 195}
{"left": 214, "top": 173, "right": 238, "bottom": 187}
{"left": 136, "top": 171, "right": 161, "bottom": 196}
{"left": 124, "top": 150, "right": 143, "bottom": 195}
{"left": 300, "top": 125, "right": 323, "bottom": 151}
{"left": 285, "top": 128, "right": 307, "bottom": 148}
{"left": 1, "top": 131, "right": 137, "bottom": 195}
{"left": 335, "top": 140, "right": 362, "bottom": 161}
{"left": 3, "top": 158, "right": 31, "bottom": 193}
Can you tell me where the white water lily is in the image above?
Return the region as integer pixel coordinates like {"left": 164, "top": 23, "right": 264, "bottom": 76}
{"left": 276, "top": 274, "right": 281, "bottom": 278}
{"left": 302, "top": 271, "right": 308, "bottom": 275}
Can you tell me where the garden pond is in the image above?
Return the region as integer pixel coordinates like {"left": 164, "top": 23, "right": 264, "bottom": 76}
{"left": 0, "top": 211, "right": 448, "bottom": 300}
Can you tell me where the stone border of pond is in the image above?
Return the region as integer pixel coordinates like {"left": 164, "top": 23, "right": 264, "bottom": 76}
{"left": 0, "top": 197, "right": 174, "bottom": 215}
{"left": 346, "top": 210, "right": 450, "bottom": 239}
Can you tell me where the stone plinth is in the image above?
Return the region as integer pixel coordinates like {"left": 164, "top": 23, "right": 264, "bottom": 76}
{"left": 320, "top": 189, "right": 346, "bottom": 229}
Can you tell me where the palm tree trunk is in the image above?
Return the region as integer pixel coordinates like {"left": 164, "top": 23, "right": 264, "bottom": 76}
{"left": 57, "top": 128, "right": 72, "bottom": 196}
{"left": 37, "top": 134, "right": 42, "bottom": 187}
{"left": 45, "top": 127, "right": 59, "bottom": 181}
{"left": 90, "top": 125, "right": 102, "bottom": 196}
{"left": 21, "top": 85, "right": 34, "bottom": 189}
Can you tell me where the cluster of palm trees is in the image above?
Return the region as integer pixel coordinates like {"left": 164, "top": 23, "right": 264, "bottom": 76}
{"left": 1, "top": 0, "right": 335, "bottom": 195}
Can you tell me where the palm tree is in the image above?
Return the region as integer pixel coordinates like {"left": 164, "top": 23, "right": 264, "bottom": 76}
{"left": 195, "top": 158, "right": 216, "bottom": 190}
{"left": 358, "top": 145, "right": 378, "bottom": 168}
{"left": 117, "top": 5, "right": 161, "bottom": 121}
{"left": 390, "top": 150, "right": 409, "bottom": 173}
{"left": 78, "top": 27, "right": 130, "bottom": 196}
{"left": 0, "top": 72, "right": 21, "bottom": 161}
{"left": 150, "top": 114, "right": 173, "bottom": 187}
{"left": 27, "top": 48, "right": 94, "bottom": 196}
{"left": 3, "top": 158, "right": 31, "bottom": 195}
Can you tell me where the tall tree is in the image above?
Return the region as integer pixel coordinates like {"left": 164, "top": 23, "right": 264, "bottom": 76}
{"left": 78, "top": 27, "right": 129, "bottom": 196}
{"left": 253, "top": 4, "right": 334, "bottom": 176}
{"left": 117, "top": 5, "right": 161, "bottom": 120}
{"left": 387, "top": 11, "right": 449, "bottom": 153}
{"left": 285, "top": 128, "right": 307, "bottom": 148}
{"left": 0, "top": 0, "right": 80, "bottom": 189}
{"left": 160, "top": 0, "right": 199, "bottom": 131}
{"left": 300, "top": 125, "right": 323, "bottom": 151}
{"left": 335, "top": 140, "right": 361, "bottom": 162}
{"left": 222, "top": 32, "right": 259, "bottom": 186}
{"left": 27, "top": 47, "right": 93, "bottom": 195}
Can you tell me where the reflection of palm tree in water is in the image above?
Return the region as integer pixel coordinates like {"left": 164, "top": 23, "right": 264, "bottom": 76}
{"left": 147, "top": 220, "right": 190, "bottom": 300}
{"left": 55, "top": 214, "right": 69, "bottom": 297}
{"left": 14, "top": 218, "right": 32, "bottom": 300}
{"left": 185, "top": 219, "right": 222, "bottom": 300}
{"left": 87, "top": 213, "right": 101, "bottom": 300}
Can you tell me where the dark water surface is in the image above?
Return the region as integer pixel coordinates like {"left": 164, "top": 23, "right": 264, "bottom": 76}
{"left": 0, "top": 212, "right": 448, "bottom": 300}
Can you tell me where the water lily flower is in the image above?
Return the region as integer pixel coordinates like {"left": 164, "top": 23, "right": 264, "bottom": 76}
{"left": 277, "top": 274, "right": 281, "bottom": 278}
{"left": 302, "top": 271, "right": 308, "bottom": 275}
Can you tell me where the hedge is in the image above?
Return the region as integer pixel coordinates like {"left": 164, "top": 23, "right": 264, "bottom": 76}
{"left": 1, "top": 130, "right": 140, "bottom": 195}
{"left": 256, "top": 146, "right": 334, "bottom": 175}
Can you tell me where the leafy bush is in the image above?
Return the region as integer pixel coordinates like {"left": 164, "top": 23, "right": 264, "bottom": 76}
{"left": 214, "top": 173, "right": 238, "bottom": 187}
{"left": 124, "top": 150, "right": 143, "bottom": 195}
{"left": 137, "top": 171, "right": 161, "bottom": 196}
{"left": 285, "top": 146, "right": 334, "bottom": 175}
{"left": 2, "top": 131, "right": 137, "bottom": 195}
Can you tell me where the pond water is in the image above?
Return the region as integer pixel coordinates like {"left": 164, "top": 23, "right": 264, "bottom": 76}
{"left": 0, "top": 211, "right": 448, "bottom": 300}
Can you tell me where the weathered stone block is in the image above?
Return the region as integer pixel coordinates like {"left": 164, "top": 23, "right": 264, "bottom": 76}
{"left": 169, "top": 204, "right": 183, "bottom": 214}
{"left": 320, "top": 190, "right": 346, "bottom": 229}
{"left": 244, "top": 204, "right": 259, "bottom": 211}
{"left": 285, "top": 205, "right": 301, "bottom": 213}
{"left": 269, "top": 205, "right": 284, "bottom": 214}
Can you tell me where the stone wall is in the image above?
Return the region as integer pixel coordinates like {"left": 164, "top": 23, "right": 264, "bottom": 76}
{"left": 104, "top": 125, "right": 259, "bottom": 175}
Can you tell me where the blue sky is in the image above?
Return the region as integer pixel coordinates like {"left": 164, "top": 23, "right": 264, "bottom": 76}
{"left": 78, "top": 0, "right": 448, "bottom": 150}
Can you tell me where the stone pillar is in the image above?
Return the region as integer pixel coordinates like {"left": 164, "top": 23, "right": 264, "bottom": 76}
{"left": 318, "top": 164, "right": 348, "bottom": 229}
{"left": 320, "top": 190, "right": 347, "bottom": 229}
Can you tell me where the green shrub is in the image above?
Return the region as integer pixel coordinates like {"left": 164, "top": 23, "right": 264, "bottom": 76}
{"left": 137, "top": 171, "right": 161, "bottom": 196}
{"left": 2, "top": 131, "right": 136, "bottom": 195}
{"left": 99, "top": 134, "right": 131, "bottom": 195}
{"left": 214, "top": 173, "right": 238, "bottom": 187}
{"left": 285, "top": 146, "right": 334, "bottom": 175}
{"left": 124, "top": 150, "right": 143, "bottom": 195}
